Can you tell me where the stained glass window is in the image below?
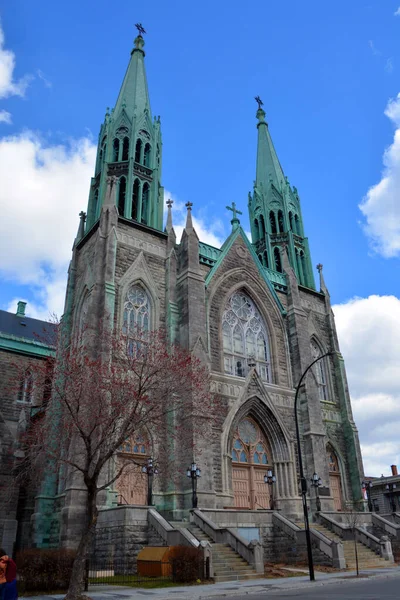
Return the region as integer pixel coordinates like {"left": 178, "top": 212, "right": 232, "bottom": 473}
{"left": 232, "top": 418, "right": 270, "bottom": 467}
{"left": 122, "top": 284, "right": 150, "bottom": 336}
{"left": 222, "top": 292, "right": 271, "bottom": 381}
{"left": 311, "top": 340, "right": 328, "bottom": 401}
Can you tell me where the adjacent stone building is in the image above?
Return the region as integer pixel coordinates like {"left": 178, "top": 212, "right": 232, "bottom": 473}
{"left": 1, "top": 30, "right": 365, "bottom": 551}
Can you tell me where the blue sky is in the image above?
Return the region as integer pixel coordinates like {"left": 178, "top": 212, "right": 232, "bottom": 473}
{"left": 1, "top": 1, "right": 400, "bottom": 475}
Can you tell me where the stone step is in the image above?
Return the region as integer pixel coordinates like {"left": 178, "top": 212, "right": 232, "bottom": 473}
{"left": 214, "top": 573, "right": 262, "bottom": 583}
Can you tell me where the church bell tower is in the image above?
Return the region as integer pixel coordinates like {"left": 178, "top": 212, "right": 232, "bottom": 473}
{"left": 249, "top": 99, "right": 315, "bottom": 289}
{"left": 85, "top": 28, "right": 164, "bottom": 231}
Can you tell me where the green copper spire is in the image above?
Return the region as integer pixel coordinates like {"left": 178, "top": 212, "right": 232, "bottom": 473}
{"left": 113, "top": 32, "right": 151, "bottom": 122}
{"left": 85, "top": 26, "right": 164, "bottom": 233}
{"left": 249, "top": 97, "right": 315, "bottom": 290}
{"left": 255, "top": 104, "right": 285, "bottom": 192}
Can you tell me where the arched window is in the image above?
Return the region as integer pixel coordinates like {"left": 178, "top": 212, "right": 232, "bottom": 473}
{"left": 232, "top": 417, "right": 273, "bottom": 509}
{"left": 141, "top": 183, "right": 149, "bottom": 224}
{"left": 289, "top": 211, "right": 294, "bottom": 231}
{"left": 260, "top": 215, "right": 266, "bottom": 238}
{"left": 300, "top": 251, "right": 306, "bottom": 286}
{"left": 278, "top": 210, "right": 284, "bottom": 233}
{"left": 144, "top": 143, "right": 151, "bottom": 167}
{"left": 112, "top": 138, "right": 120, "bottom": 162}
{"left": 132, "top": 179, "right": 140, "bottom": 220}
{"left": 264, "top": 251, "right": 269, "bottom": 269}
{"left": 254, "top": 219, "right": 259, "bottom": 243}
{"left": 17, "top": 371, "right": 33, "bottom": 403}
{"left": 269, "top": 211, "right": 277, "bottom": 234}
{"left": 222, "top": 291, "right": 271, "bottom": 381}
{"left": 311, "top": 340, "right": 328, "bottom": 401}
{"left": 93, "top": 189, "right": 99, "bottom": 219}
{"left": 118, "top": 177, "right": 126, "bottom": 216}
{"left": 122, "top": 137, "right": 129, "bottom": 161}
{"left": 274, "top": 247, "right": 282, "bottom": 273}
{"left": 135, "top": 139, "right": 142, "bottom": 163}
{"left": 294, "top": 214, "right": 301, "bottom": 235}
{"left": 122, "top": 284, "right": 151, "bottom": 338}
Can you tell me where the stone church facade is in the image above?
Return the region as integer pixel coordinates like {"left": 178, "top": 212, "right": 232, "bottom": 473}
{"left": 0, "top": 31, "right": 365, "bottom": 552}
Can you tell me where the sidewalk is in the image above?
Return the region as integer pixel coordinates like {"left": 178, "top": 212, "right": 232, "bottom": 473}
{"left": 22, "top": 566, "right": 400, "bottom": 600}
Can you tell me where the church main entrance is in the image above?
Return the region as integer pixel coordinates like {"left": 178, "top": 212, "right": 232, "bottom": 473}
{"left": 231, "top": 417, "right": 273, "bottom": 509}
{"left": 327, "top": 445, "right": 343, "bottom": 511}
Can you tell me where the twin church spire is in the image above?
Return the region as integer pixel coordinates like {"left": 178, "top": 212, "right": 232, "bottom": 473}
{"left": 84, "top": 27, "right": 314, "bottom": 290}
{"left": 86, "top": 26, "right": 164, "bottom": 232}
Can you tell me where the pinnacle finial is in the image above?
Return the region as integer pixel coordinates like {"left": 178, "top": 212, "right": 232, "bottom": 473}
{"left": 226, "top": 202, "right": 242, "bottom": 231}
{"left": 185, "top": 201, "right": 194, "bottom": 230}
{"left": 166, "top": 198, "right": 173, "bottom": 209}
{"left": 255, "top": 96, "right": 263, "bottom": 109}
{"left": 165, "top": 198, "right": 174, "bottom": 234}
{"left": 134, "top": 23, "right": 146, "bottom": 51}
{"left": 316, "top": 263, "right": 323, "bottom": 273}
{"left": 185, "top": 201, "right": 193, "bottom": 211}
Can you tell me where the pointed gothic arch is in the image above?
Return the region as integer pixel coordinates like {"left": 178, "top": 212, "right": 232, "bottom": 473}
{"left": 269, "top": 211, "right": 277, "bottom": 234}
{"left": 326, "top": 442, "right": 344, "bottom": 511}
{"left": 116, "top": 429, "right": 152, "bottom": 505}
{"left": 112, "top": 138, "right": 120, "bottom": 162}
{"left": 222, "top": 290, "right": 272, "bottom": 382}
{"left": 221, "top": 394, "right": 296, "bottom": 508}
{"left": 278, "top": 210, "right": 284, "bottom": 233}
{"left": 135, "top": 139, "right": 142, "bottom": 163}
{"left": 144, "top": 143, "right": 151, "bottom": 167}
{"left": 122, "top": 137, "right": 129, "bottom": 161}
{"left": 118, "top": 177, "right": 126, "bottom": 216}
{"left": 274, "top": 247, "right": 282, "bottom": 272}
{"left": 310, "top": 337, "right": 329, "bottom": 401}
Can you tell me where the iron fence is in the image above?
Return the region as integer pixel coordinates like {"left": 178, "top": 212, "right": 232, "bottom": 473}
{"left": 86, "top": 558, "right": 205, "bottom": 587}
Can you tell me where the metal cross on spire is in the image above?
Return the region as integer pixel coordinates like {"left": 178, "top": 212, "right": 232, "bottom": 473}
{"left": 226, "top": 202, "right": 242, "bottom": 221}
{"left": 166, "top": 198, "right": 173, "bottom": 208}
{"left": 135, "top": 23, "right": 146, "bottom": 36}
{"left": 255, "top": 96, "right": 264, "bottom": 109}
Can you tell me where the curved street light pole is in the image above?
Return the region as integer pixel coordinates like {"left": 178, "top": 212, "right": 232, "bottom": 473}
{"left": 294, "top": 351, "right": 333, "bottom": 583}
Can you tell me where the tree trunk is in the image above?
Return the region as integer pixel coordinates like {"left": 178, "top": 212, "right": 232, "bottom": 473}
{"left": 354, "top": 532, "right": 359, "bottom": 576}
{"left": 65, "top": 490, "right": 98, "bottom": 600}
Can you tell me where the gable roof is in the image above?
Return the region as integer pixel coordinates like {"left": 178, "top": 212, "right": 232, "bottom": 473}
{"left": 204, "top": 226, "right": 286, "bottom": 315}
{"left": 0, "top": 310, "right": 56, "bottom": 357}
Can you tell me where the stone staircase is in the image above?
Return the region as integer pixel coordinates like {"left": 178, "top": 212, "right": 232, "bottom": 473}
{"left": 297, "top": 521, "right": 397, "bottom": 570}
{"left": 170, "top": 522, "right": 261, "bottom": 582}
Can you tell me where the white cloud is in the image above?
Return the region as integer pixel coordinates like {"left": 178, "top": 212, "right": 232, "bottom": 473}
{"left": 0, "top": 109, "right": 11, "bottom": 124}
{"left": 368, "top": 40, "right": 381, "bottom": 56}
{"left": 0, "top": 19, "right": 31, "bottom": 99}
{"left": 359, "top": 93, "right": 400, "bottom": 257}
{"left": 333, "top": 295, "right": 400, "bottom": 476}
{"left": 36, "top": 69, "right": 52, "bottom": 89}
{"left": 394, "top": 7, "right": 400, "bottom": 16}
{"left": 0, "top": 131, "right": 96, "bottom": 317}
{"left": 385, "top": 57, "right": 394, "bottom": 74}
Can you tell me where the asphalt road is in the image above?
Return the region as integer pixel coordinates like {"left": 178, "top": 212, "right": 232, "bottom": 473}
{"left": 206, "top": 574, "right": 400, "bottom": 599}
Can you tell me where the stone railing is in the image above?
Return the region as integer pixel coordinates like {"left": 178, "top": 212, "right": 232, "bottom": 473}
{"left": 148, "top": 508, "right": 198, "bottom": 547}
{"left": 372, "top": 514, "right": 400, "bottom": 541}
{"left": 319, "top": 512, "right": 394, "bottom": 562}
{"left": 273, "top": 513, "right": 345, "bottom": 569}
{"left": 147, "top": 509, "right": 213, "bottom": 578}
{"left": 192, "top": 509, "right": 264, "bottom": 573}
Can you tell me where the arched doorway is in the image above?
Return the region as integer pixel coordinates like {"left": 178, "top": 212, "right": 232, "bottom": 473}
{"left": 327, "top": 445, "right": 343, "bottom": 511}
{"left": 231, "top": 417, "right": 273, "bottom": 509}
{"left": 116, "top": 433, "right": 149, "bottom": 505}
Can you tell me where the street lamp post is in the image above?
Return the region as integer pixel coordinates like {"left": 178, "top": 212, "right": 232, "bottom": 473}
{"left": 385, "top": 482, "right": 397, "bottom": 513}
{"left": 142, "top": 457, "right": 158, "bottom": 506}
{"left": 311, "top": 472, "right": 323, "bottom": 512}
{"left": 294, "top": 351, "right": 333, "bottom": 583}
{"left": 362, "top": 480, "right": 373, "bottom": 512}
{"left": 187, "top": 462, "right": 201, "bottom": 509}
{"left": 264, "top": 469, "right": 276, "bottom": 509}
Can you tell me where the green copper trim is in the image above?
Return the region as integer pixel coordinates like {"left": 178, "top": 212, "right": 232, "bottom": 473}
{"left": 199, "top": 241, "right": 221, "bottom": 266}
{"left": 205, "top": 226, "right": 286, "bottom": 315}
{"left": 0, "top": 333, "right": 55, "bottom": 358}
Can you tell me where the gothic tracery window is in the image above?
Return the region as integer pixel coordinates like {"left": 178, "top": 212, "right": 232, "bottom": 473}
{"left": 232, "top": 418, "right": 270, "bottom": 466}
{"left": 222, "top": 291, "right": 271, "bottom": 381}
{"left": 311, "top": 339, "right": 328, "bottom": 401}
{"left": 122, "top": 284, "right": 151, "bottom": 338}
{"left": 17, "top": 370, "right": 33, "bottom": 403}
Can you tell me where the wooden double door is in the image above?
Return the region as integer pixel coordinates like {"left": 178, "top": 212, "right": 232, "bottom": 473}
{"left": 233, "top": 465, "right": 271, "bottom": 509}
{"left": 232, "top": 417, "right": 273, "bottom": 509}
